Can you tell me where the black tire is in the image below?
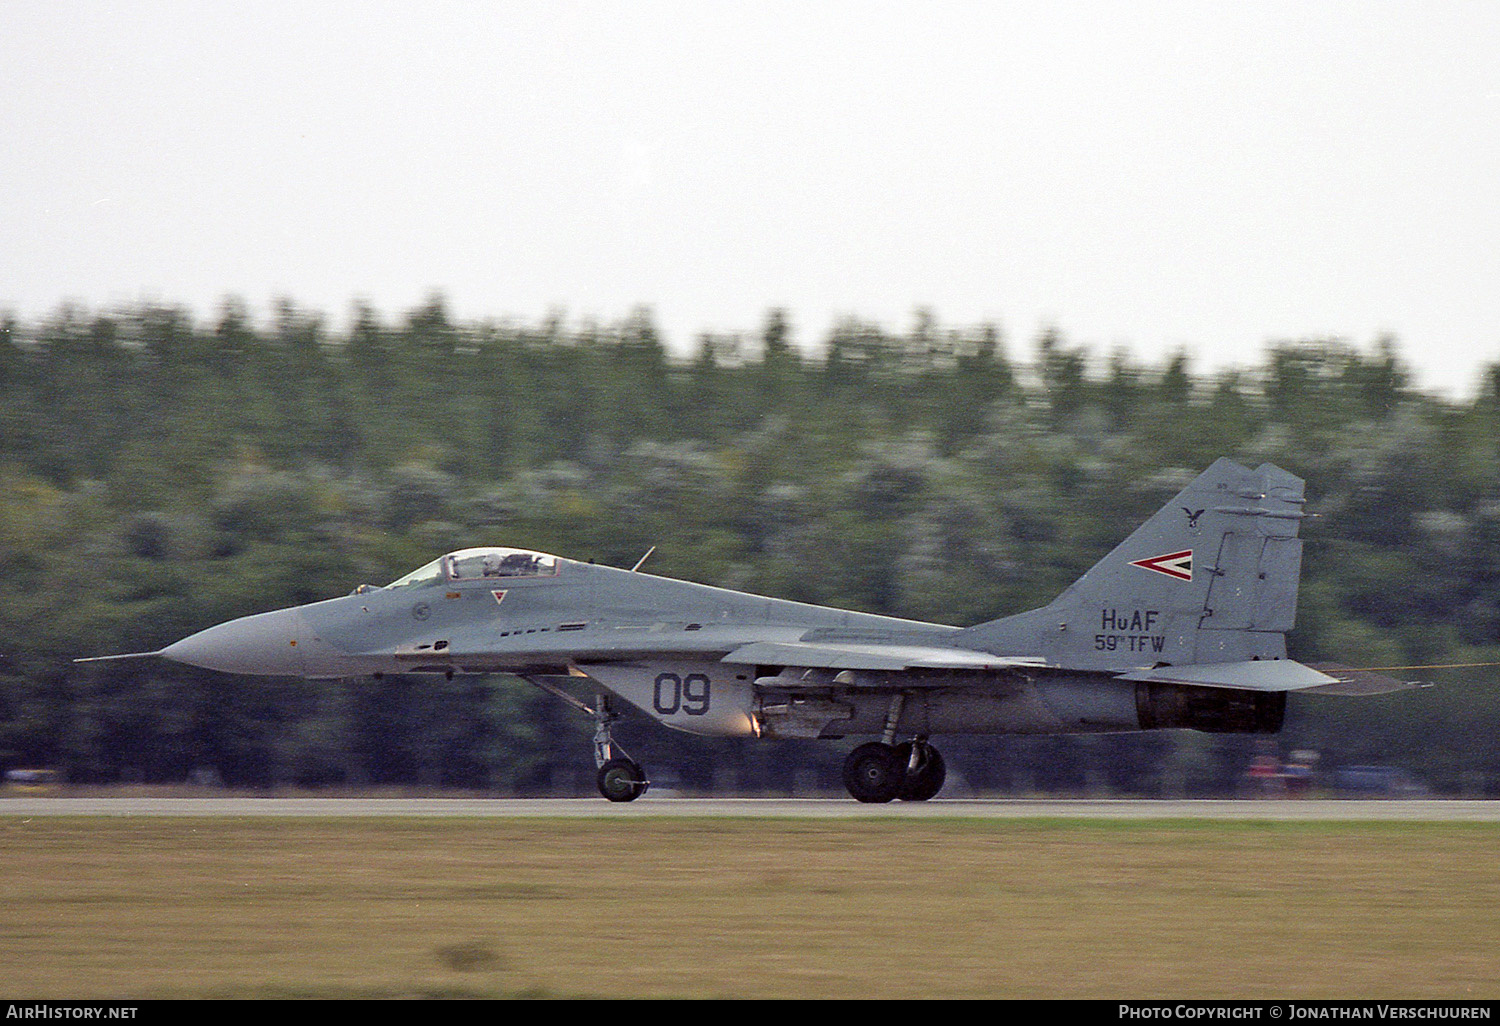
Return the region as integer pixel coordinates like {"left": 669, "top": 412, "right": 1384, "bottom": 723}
{"left": 842, "top": 742, "right": 905, "bottom": 803}
{"left": 597, "top": 757, "right": 648, "bottom": 802}
{"left": 895, "top": 741, "right": 946, "bottom": 801}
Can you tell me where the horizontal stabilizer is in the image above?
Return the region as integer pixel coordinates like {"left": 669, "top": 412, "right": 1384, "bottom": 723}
{"left": 722, "top": 640, "right": 1046, "bottom": 672}
{"left": 1116, "top": 659, "right": 1338, "bottom": 692}
{"left": 1304, "top": 663, "right": 1429, "bottom": 695}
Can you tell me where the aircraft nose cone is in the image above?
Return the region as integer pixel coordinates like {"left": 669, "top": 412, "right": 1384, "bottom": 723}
{"left": 161, "top": 607, "right": 308, "bottom": 676}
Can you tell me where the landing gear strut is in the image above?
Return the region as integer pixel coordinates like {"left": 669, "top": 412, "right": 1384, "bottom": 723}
{"left": 841, "top": 737, "right": 946, "bottom": 803}
{"left": 521, "top": 676, "right": 649, "bottom": 802}
{"left": 591, "top": 691, "right": 648, "bottom": 802}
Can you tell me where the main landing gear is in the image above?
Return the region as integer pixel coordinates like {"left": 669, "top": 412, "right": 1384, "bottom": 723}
{"left": 524, "top": 672, "right": 943, "bottom": 803}
{"left": 841, "top": 737, "right": 946, "bottom": 803}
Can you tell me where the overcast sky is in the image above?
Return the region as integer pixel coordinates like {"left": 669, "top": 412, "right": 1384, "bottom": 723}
{"left": 4, "top": 2, "right": 1498, "bottom": 395}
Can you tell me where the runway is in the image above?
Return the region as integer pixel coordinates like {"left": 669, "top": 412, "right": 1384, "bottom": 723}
{"left": 3, "top": 796, "right": 1499, "bottom": 819}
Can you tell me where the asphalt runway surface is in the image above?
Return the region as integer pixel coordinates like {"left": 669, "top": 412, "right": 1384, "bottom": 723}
{"left": 2, "top": 796, "right": 1498, "bottom": 819}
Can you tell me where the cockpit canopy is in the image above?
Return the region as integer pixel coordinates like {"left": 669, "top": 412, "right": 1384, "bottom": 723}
{"left": 385, "top": 547, "right": 560, "bottom": 589}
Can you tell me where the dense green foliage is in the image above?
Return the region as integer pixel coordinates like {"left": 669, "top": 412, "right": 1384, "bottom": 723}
{"left": 2, "top": 298, "right": 1497, "bottom": 794}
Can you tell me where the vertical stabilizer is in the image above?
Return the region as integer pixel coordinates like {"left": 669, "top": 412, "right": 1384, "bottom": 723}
{"left": 957, "top": 459, "right": 1307, "bottom": 669}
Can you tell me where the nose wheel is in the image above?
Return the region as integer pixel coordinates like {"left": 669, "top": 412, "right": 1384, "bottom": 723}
{"left": 597, "top": 757, "right": 649, "bottom": 802}
{"left": 841, "top": 739, "right": 946, "bottom": 802}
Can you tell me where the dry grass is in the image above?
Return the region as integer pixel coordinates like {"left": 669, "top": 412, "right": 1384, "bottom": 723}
{"left": 1, "top": 816, "right": 1497, "bottom": 999}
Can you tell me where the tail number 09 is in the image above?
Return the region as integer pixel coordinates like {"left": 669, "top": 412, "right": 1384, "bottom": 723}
{"left": 653, "top": 673, "right": 711, "bottom": 716}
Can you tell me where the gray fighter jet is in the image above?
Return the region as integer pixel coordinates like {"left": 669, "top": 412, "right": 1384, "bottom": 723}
{"left": 79, "top": 458, "right": 1412, "bottom": 801}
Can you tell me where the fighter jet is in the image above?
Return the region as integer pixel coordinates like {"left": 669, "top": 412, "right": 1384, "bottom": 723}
{"left": 78, "top": 459, "right": 1413, "bottom": 801}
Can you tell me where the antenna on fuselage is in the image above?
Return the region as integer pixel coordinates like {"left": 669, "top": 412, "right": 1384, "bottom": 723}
{"left": 630, "top": 546, "right": 656, "bottom": 572}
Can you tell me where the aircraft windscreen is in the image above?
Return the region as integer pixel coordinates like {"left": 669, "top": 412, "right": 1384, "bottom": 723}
{"left": 385, "top": 558, "right": 444, "bottom": 589}
{"left": 444, "top": 548, "right": 559, "bottom": 580}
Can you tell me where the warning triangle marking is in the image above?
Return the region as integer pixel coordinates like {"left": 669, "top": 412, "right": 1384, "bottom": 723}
{"left": 1129, "top": 549, "right": 1193, "bottom": 581}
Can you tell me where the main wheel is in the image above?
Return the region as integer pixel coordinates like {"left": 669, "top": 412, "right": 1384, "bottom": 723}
{"left": 842, "top": 742, "right": 905, "bottom": 803}
{"left": 596, "top": 757, "right": 648, "bottom": 802}
{"left": 895, "top": 741, "right": 946, "bottom": 801}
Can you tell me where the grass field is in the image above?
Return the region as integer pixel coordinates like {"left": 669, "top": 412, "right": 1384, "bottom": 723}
{"left": 1, "top": 816, "right": 1497, "bottom": 999}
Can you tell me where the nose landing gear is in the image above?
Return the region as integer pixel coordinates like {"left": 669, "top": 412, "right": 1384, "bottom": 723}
{"left": 591, "top": 692, "right": 649, "bottom": 802}
{"left": 521, "top": 674, "right": 651, "bottom": 802}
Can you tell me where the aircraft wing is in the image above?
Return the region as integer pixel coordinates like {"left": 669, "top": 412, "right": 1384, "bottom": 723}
{"left": 377, "top": 623, "right": 1048, "bottom": 678}
{"left": 384, "top": 625, "right": 812, "bottom": 674}
{"left": 1115, "top": 659, "right": 1417, "bottom": 694}
{"left": 721, "top": 640, "right": 1047, "bottom": 673}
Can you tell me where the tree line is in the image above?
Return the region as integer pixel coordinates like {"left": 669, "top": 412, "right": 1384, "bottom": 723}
{"left": 1, "top": 298, "right": 1497, "bottom": 795}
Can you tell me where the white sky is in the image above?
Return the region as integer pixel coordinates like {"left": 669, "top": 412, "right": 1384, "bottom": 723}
{"left": 3, "top": 1, "right": 1498, "bottom": 395}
